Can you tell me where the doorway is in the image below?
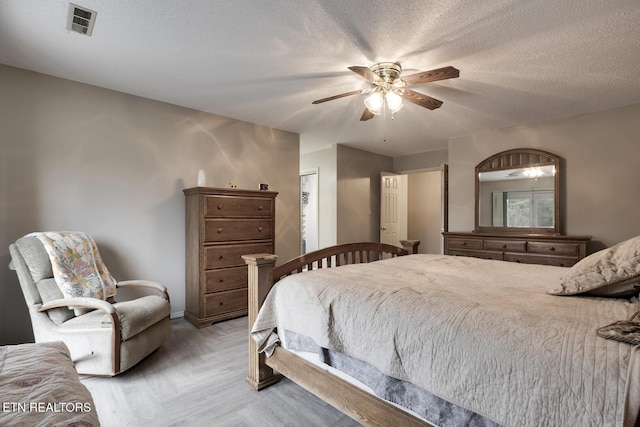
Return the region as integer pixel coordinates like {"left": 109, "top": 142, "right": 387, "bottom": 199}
{"left": 300, "top": 168, "right": 319, "bottom": 254}
{"left": 380, "top": 164, "right": 448, "bottom": 254}
{"left": 380, "top": 172, "right": 408, "bottom": 246}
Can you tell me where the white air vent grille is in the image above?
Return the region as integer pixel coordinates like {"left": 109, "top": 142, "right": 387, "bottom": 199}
{"left": 67, "top": 3, "right": 97, "bottom": 36}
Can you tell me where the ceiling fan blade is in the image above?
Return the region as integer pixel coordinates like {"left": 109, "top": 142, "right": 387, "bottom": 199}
{"left": 402, "top": 88, "right": 444, "bottom": 110}
{"left": 360, "top": 108, "right": 375, "bottom": 121}
{"left": 348, "top": 66, "right": 382, "bottom": 83}
{"left": 312, "top": 89, "right": 362, "bottom": 104}
{"left": 402, "top": 66, "right": 459, "bottom": 86}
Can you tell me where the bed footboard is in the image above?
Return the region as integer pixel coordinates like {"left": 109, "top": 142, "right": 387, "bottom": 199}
{"left": 242, "top": 240, "right": 419, "bottom": 390}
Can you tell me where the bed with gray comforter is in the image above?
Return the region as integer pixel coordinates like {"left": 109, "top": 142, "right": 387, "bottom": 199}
{"left": 252, "top": 254, "right": 640, "bottom": 427}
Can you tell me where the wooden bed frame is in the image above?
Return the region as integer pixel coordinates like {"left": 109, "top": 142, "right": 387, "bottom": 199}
{"left": 242, "top": 240, "right": 433, "bottom": 427}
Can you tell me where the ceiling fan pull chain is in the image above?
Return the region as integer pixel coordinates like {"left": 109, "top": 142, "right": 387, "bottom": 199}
{"left": 383, "top": 107, "right": 387, "bottom": 142}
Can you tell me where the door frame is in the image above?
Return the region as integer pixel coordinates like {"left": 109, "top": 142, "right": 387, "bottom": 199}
{"left": 300, "top": 168, "right": 319, "bottom": 254}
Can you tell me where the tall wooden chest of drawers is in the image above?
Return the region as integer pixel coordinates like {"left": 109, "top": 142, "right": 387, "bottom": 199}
{"left": 443, "top": 232, "right": 591, "bottom": 267}
{"left": 184, "top": 187, "right": 277, "bottom": 328}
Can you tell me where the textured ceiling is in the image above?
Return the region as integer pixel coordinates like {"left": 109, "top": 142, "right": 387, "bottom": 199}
{"left": 1, "top": 0, "right": 639, "bottom": 157}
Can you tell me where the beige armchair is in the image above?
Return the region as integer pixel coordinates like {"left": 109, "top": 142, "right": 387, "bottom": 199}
{"left": 9, "top": 236, "right": 171, "bottom": 376}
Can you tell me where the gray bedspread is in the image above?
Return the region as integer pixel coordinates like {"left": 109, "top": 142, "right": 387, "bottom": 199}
{"left": 0, "top": 341, "right": 100, "bottom": 426}
{"left": 252, "top": 254, "right": 640, "bottom": 427}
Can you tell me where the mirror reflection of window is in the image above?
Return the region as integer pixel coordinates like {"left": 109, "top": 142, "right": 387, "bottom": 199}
{"left": 494, "top": 190, "right": 554, "bottom": 228}
{"left": 479, "top": 164, "right": 556, "bottom": 228}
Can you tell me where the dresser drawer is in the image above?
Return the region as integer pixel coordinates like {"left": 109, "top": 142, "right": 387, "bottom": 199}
{"left": 504, "top": 253, "right": 577, "bottom": 267}
{"left": 484, "top": 240, "right": 526, "bottom": 253}
{"left": 443, "top": 232, "right": 590, "bottom": 269}
{"left": 448, "top": 249, "right": 503, "bottom": 260}
{"left": 205, "top": 288, "right": 248, "bottom": 316}
{"left": 527, "top": 242, "right": 580, "bottom": 257}
{"left": 205, "top": 219, "right": 273, "bottom": 242}
{"left": 205, "top": 242, "right": 273, "bottom": 269}
{"left": 205, "top": 266, "right": 248, "bottom": 293}
{"left": 447, "top": 238, "right": 482, "bottom": 250}
{"left": 205, "top": 196, "right": 272, "bottom": 218}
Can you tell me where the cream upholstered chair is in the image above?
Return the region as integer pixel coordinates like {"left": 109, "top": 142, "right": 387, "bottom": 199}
{"left": 9, "top": 235, "right": 171, "bottom": 376}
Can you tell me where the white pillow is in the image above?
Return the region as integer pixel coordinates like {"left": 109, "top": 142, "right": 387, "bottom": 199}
{"left": 548, "top": 235, "right": 640, "bottom": 297}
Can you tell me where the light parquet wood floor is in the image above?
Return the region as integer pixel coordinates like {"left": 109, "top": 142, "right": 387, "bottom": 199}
{"left": 81, "top": 317, "right": 362, "bottom": 427}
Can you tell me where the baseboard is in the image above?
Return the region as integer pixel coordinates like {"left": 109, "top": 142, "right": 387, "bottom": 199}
{"left": 170, "top": 310, "right": 184, "bottom": 319}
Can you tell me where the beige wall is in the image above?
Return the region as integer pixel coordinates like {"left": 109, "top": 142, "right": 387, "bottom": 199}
{"left": 449, "top": 103, "right": 640, "bottom": 250}
{"left": 301, "top": 145, "right": 393, "bottom": 247}
{"left": 336, "top": 145, "right": 393, "bottom": 244}
{"left": 408, "top": 171, "right": 442, "bottom": 254}
{"left": 394, "top": 148, "right": 448, "bottom": 173}
{"left": 0, "top": 65, "right": 300, "bottom": 344}
{"left": 301, "top": 146, "right": 337, "bottom": 248}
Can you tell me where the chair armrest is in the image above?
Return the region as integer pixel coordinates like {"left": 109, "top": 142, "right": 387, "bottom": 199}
{"left": 37, "top": 297, "right": 120, "bottom": 334}
{"left": 116, "top": 280, "right": 170, "bottom": 302}
{"left": 38, "top": 297, "right": 116, "bottom": 315}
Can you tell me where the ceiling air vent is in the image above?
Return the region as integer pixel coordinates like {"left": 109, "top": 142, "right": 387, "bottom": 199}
{"left": 67, "top": 3, "right": 97, "bottom": 36}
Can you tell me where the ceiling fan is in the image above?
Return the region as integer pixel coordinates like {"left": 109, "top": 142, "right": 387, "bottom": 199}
{"left": 312, "top": 62, "right": 459, "bottom": 121}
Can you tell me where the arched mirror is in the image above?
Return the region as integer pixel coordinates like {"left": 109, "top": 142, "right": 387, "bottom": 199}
{"left": 475, "top": 148, "right": 561, "bottom": 235}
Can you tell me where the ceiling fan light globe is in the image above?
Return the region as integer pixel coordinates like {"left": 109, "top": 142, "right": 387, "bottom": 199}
{"left": 388, "top": 103, "right": 404, "bottom": 114}
{"left": 364, "top": 92, "right": 384, "bottom": 115}
{"left": 523, "top": 167, "right": 544, "bottom": 179}
{"left": 385, "top": 91, "right": 404, "bottom": 113}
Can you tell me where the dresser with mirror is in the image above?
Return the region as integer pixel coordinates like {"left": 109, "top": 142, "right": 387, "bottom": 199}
{"left": 443, "top": 148, "right": 591, "bottom": 267}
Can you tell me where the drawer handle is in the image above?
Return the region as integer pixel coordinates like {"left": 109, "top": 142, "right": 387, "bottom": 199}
{"left": 218, "top": 278, "right": 224, "bottom": 283}
{"left": 217, "top": 204, "right": 224, "bottom": 209}
{"left": 461, "top": 242, "right": 467, "bottom": 246}
{"left": 219, "top": 301, "right": 224, "bottom": 306}
{"left": 258, "top": 227, "right": 263, "bottom": 232}
{"left": 258, "top": 205, "right": 264, "bottom": 210}
{"left": 218, "top": 255, "right": 224, "bottom": 260}
{"left": 549, "top": 247, "right": 555, "bottom": 251}
{"left": 217, "top": 228, "right": 223, "bottom": 233}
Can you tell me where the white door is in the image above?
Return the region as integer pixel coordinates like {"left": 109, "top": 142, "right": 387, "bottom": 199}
{"left": 380, "top": 172, "right": 407, "bottom": 246}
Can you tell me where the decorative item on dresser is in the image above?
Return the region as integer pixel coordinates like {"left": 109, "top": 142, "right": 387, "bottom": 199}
{"left": 444, "top": 148, "right": 591, "bottom": 266}
{"left": 183, "top": 187, "right": 277, "bottom": 328}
